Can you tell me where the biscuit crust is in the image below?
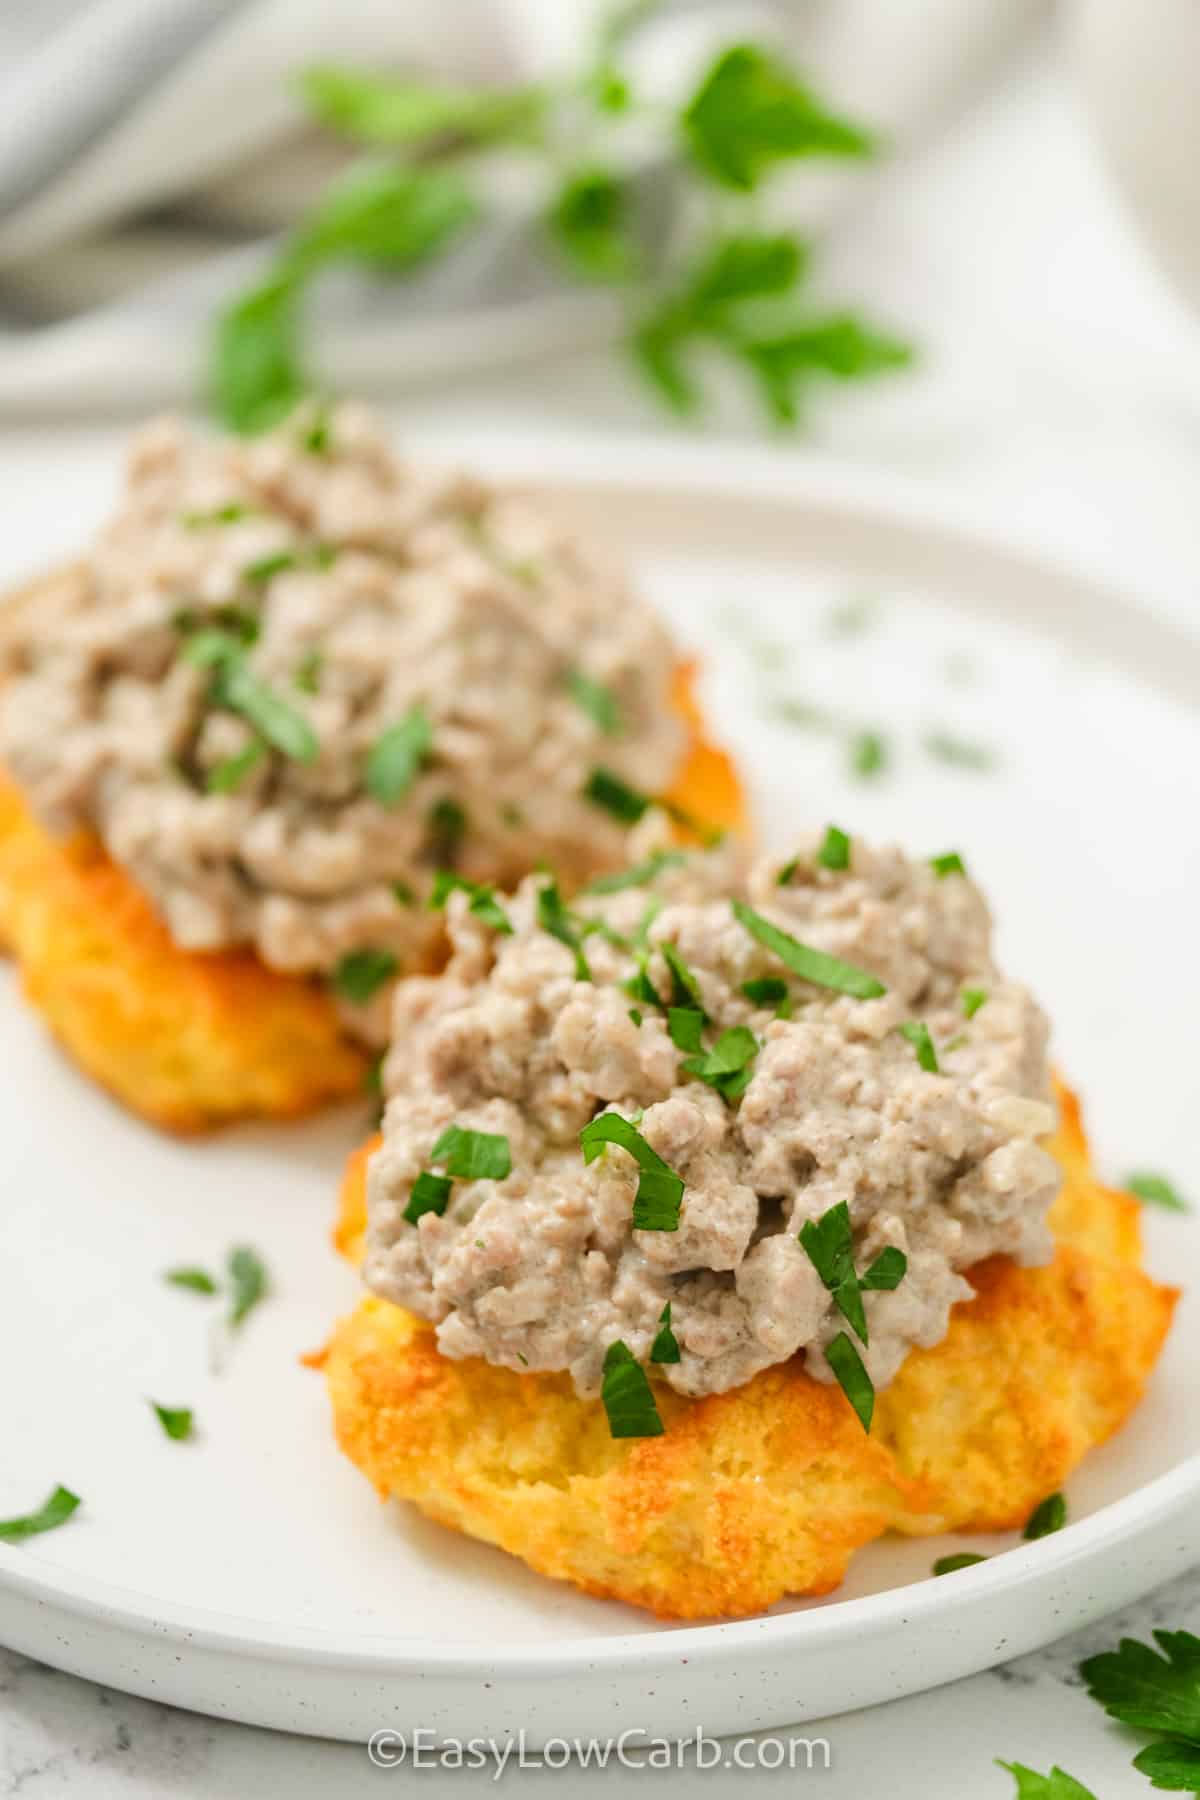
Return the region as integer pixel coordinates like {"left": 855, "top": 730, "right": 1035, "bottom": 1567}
{"left": 0, "top": 648, "right": 741, "bottom": 1132}
{"left": 325, "top": 1087, "right": 1176, "bottom": 1619}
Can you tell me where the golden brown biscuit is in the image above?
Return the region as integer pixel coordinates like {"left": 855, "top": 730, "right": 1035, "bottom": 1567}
{"left": 0, "top": 663, "right": 743, "bottom": 1133}
{"left": 324, "top": 1085, "right": 1176, "bottom": 1619}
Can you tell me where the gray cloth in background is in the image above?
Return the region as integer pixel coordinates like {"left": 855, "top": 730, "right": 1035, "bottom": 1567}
{"left": 0, "top": 0, "right": 1046, "bottom": 417}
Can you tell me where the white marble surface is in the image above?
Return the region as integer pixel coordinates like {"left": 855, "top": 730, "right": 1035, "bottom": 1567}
{"left": 3, "top": 30, "right": 1200, "bottom": 1800}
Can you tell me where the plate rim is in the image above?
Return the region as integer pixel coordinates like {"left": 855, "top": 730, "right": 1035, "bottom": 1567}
{"left": 3, "top": 437, "right": 1196, "bottom": 1686}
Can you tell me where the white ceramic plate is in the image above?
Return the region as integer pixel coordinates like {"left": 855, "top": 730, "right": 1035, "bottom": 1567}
{"left": 1, "top": 440, "right": 1198, "bottom": 1746}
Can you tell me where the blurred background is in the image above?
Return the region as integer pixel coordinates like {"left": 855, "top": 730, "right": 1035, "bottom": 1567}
{"left": 1, "top": 0, "right": 1199, "bottom": 616}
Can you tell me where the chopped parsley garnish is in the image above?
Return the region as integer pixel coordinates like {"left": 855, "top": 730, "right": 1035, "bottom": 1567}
{"left": 151, "top": 1402, "right": 195, "bottom": 1442}
{"left": 427, "top": 796, "right": 467, "bottom": 863}
{"left": 403, "top": 1170, "right": 453, "bottom": 1223}
{"left": 942, "top": 1033, "right": 967, "bottom": 1055}
{"left": 244, "top": 544, "right": 335, "bottom": 584}
{"left": 732, "top": 900, "right": 886, "bottom": 999}
{"left": 961, "top": 986, "right": 988, "bottom": 1019}
{"left": 584, "top": 850, "right": 686, "bottom": 895}
{"left": 681, "top": 1025, "right": 759, "bottom": 1103}
{"left": 206, "top": 739, "right": 265, "bottom": 793}
{"left": 1023, "top": 1492, "right": 1067, "bottom": 1540}
{"left": 742, "top": 976, "right": 788, "bottom": 1009}
{"left": 332, "top": 947, "right": 399, "bottom": 1004}
{"left": 391, "top": 879, "right": 416, "bottom": 907}
{"left": 899, "top": 1020, "right": 939, "bottom": 1073}
{"left": 293, "top": 648, "right": 323, "bottom": 693}
{"left": 996, "top": 1764, "right": 1095, "bottom": 1799}
{"left": 567, "top": 669, "right": 622, "bottom": 736}
{"left": 430, "top": 1124, "right": 512, "bottom": 1181}
{"left": 934, "top": 1552, "right": 988, "bottom": 1576}
{"left": 365, "top": 1051, "right": 385, "bottom": 1126}
{"left": 634, "top": 898, "right": 662, "bottom": 949}
{"left": 849, "top": 730, "right": 887, "bottom": 779}
{"left": 164, "top": 1267, "right": 217, "bottom": 1296}
{"left": 660, "top": 941, "right": 706, "bottom": 1012}
{"left": 924, "top": 730, "right": 996, "bottom": 771}
{"left": 537, "top": 879, "right": 592, "bottom": 980}
{"left": 0, "top": 1485, "right": 82, "bottom": 1544}
{"left": 583, "top": 766, "right": 650, "bottom": 823}
{"left": 181, "top": 502, "right": 252, "bottom": 527}
{"left": 184, "top": 631, "right": 319, "bottom": 763}
{"left": 365, "top": 706, "right": 433, "bottom": 806}
{"left": 776, "top": 857, "right": 799, "bottom": 886}
{"left": 430, "top": 871, "right": 513, "bottom": 934}
{"left": 799, "top": 1199, "right": 907, "bottom": 1402}
{"left": 601, "top": 1341, "right": 664, "bottom": 1438}
{"left": 227, "top": 1246, "right": 269, "bottom": 1329}
{"left": 929, "top": 850, "right": 967, "bottom": 878}
{"left": 825, "top": 1331, "right": 874, "bottom": 1431}
{"left": 1126, "top": 1171, "right": 1190, "bottom": 1212}
{"left": 302, "top": 403, "right": 332, "bottom": 453}
{"left": 650, "top": 1301, "right": 681, "bottom": 1364}
{"left": 174, "top": 606, "right": 259, "bottom": 646}
{"left": 817, "top": 824, "right": 850, "bottom": 870}
{"left": 667, "top": 1007, "right": 705, "bottom": 1052}
{"left": 581, "top": 1112, "right": 684, "bottom": 1231}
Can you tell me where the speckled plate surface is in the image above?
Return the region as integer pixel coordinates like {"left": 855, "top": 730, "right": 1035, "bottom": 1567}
{"left": 1, "top": 438, "right": 1197, "bottom": 1743}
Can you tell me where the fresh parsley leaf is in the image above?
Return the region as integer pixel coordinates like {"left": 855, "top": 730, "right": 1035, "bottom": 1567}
{"left": 430, "top": 1124, "right": 512, "bottom": 1181}
{"left": 332, "top": 947, "right": 399, "bottom": 1004}
{"left": 924, "top": 730, "right": 997, "bottom": 771}
{"left": 776, "top": 857, "right": 799, "bottom": 886}
{"left": 996, "top": 1762, "right": 1097, "bottom": 1799}
{"left": 628, "top": 1007, "right": 643, "bottom": 1027}
{"left": 930, "top": 850, "right": 967, "bottom": 878}
{"left": 300, "top": 66, "right": 546, "bottom": 150}
{"left": 206, "top": 739, "right": 265, "bottom": 794}
{"left": 860, "top": 1246, "right": 907, "bottom": 1291}
{"left": 584, "top": 850, "right": 686, "bottom": 895}
{"left": 681, "top": 44, "right": 873, "bottom": 191}
{"left": 667, "top": 1007, "right": 706, "bottom": 1053}
{"left": 549, "top": 168, "right": 636, "bottom": 280}
{"left": 681, "top": 1026, "right": 759, "bottom": 1103}
{"left": 430, "top": 871, "right": 513, "bottom": 934}
{"left": 365, "top": 707, "right": 433, "bottom": 806}
{"left": 742, "top": 976, "right": 788, "bottom": 1008}
{"left": 583, "top": 766, "right": 650, "bottom": 823}
{"left": 391, "top": 880, "right": 416, "bottom": 907}
{"left": 292, "top": 159, "right": 477, "bottom": 273}
{"left": 211, "top": 274, "right": 306, "bottom": 435}
{"left": 744, "top": 317, "right": 912, "bottom": 425}
{"left": 818, "top": 824, "right": 850, "bottom": 870}
{"left": 580, "top": 1112, "right": 684, "bottom": 1231}
{"left": 537, "top": 879, "right": 592, "bottom": 981}
{"left": 825, "top": 1330, "right": 874, "bottom": 1432}
{"left": 227, "top": 1246, "right": 269, "bottom": 1329}
{"left": 1024, "top": 1492, "right": 1067, "bottom": 1540}
{"left": 650, "top": 1301, "right": 681, "bottom": 1364}
{"left": 566, "top": 667, "right": 622, "bottom": 735}
{"left": 403, "top": 1170, "right": 453, "bottom": 1224}
{"left": 934, "top": 1552, "right": 989, "bottom": 1576}
{"left": 244, "top": 545, "right": 334, "bottom": 584}
{"left": 1133, "top": 1740, "right": 1200, "bottom": 1790}
{"left": 294, "top": 648, "right": 323, "bottom": 693}
{"left": 659, "top": 941, "right": 705, "bottom": 1012}
{"left": 962, "top": 986, "right": 988, "bottom": 1019}
{"left": 164, "top": 1267, "right": 217, "bottom": 1296}
{"left": 732, "top": 899, "right": 886, "bottom": 999}
{"left": 1126, "top": 1172, "right": 1191, "bottom": 1213}
{"left": 601, "top": 1340, "right": 664, "bottom": 1438}
{"left": 849, "top": 729, "right": 888, "bottom": 779}
{"left": 899, "top": 1020, "right": 939, "bottom": 1073}
{"left": 0, "top": 1485, "right": 81, "bottom": 1544}
{"left": 1080, "top": 1630, "right": 1200, "bottom": 1742}
{"left": 151, "top": 1402, "right": 194, "bottom": 1443}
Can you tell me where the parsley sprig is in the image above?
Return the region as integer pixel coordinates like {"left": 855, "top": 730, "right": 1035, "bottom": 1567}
{"left": 210, "top": 13, "right": 910, "bottom": 434}
{"left": 1081, "top": 1630, "right": 1200, "bottom": 1792}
